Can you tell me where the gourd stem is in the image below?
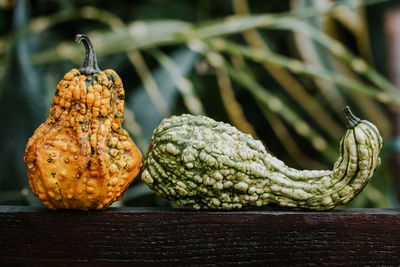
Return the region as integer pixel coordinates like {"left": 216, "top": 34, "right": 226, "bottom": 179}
{"left": 75, "top": 34, "right": 101, "bottom": 75}
{"left": 343, "top": 106, "right": 361, "bottom": 128}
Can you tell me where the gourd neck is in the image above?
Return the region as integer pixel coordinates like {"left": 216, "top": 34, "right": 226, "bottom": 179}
{"left": 75, "top": 34, "right": 101, "bottom": 76}
{"left": 343, "top": 106, "right": 361, "bottom": 129}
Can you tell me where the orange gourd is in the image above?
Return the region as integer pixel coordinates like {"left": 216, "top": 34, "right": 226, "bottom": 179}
{"left": 24, "top": 34, "right": 142, "bottom": 210}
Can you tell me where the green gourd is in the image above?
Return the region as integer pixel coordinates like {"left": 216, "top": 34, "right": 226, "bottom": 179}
{"left": 142, "top": 107, "right": 382, "bottom": 210}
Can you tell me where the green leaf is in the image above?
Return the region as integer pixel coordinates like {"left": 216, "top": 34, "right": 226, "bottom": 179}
{"left": 0, "top": 0, "right": 46, "bottom": 197}
{"left": 127, "top": 46, "right": 198, "bottom": 145}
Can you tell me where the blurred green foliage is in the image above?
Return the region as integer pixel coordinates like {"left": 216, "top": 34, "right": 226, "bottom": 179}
{"left": 1, "top": 0, "right": 399, "bottom": 208}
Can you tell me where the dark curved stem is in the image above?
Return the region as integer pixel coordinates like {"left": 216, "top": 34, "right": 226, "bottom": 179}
{"left": 343, "top": 106, "right": 361, "bottom": 129}
{"left": 75, "top": 34, "right": 101, "bottom": 75}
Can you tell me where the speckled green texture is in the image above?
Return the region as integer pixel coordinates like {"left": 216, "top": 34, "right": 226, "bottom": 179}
{"left": 142, "top": 112, "right": 382, "bottom": 210}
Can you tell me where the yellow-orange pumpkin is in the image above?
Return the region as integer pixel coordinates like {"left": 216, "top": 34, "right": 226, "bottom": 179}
{"left": 24, "top": 34, "right": 142, "bottom": 210}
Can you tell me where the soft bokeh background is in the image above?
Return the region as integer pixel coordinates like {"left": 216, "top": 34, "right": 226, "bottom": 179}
{"left": 1, "top": 0, "right": 400, "bottom": 208}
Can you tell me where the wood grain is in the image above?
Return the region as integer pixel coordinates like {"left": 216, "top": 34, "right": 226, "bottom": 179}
{"left": 1, "top": 206, "right": 400, "bottom": 266}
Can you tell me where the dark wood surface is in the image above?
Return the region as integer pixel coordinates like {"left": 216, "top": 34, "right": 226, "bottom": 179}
{"left": 1, "top": 206, "right": 400, "bottom": 266}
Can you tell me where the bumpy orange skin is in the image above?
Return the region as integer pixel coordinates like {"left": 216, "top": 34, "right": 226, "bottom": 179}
{"left": 24, "top": 69, "right": 142, "bottom": 210}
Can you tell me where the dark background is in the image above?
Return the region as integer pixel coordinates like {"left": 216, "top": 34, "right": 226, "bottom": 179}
{"left": 0, "top": 0, "right": 399, "bottom": 208}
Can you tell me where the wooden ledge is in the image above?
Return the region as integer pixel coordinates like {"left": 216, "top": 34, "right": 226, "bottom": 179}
{"left": 1, "top": 206, "right": 400, "bottom": 265}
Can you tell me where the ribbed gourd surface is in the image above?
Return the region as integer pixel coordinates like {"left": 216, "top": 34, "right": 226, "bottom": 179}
{"left": 142, "top": 114, "right": 382, "bottom": 210}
